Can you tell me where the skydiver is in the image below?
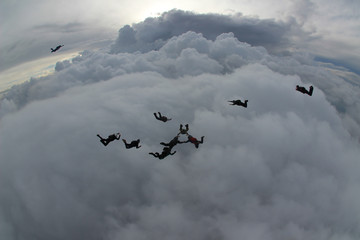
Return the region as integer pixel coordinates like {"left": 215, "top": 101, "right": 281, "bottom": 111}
{"left": 160, "top": 135, "right": 182, "bottom": 148}
{"left": 122, "top": 139, "right": 142, "bottom": 149}
{"left": 154, "top": 112, "right": 172, "bottom": 122}
{"left": 178, "top": 124, "right": 189, "bottom": 135}
{"left": 51, "top": 45, "right": 64, "bottom": 53}
{"left": 296, "top": 85, "right": 313, "bottom": 96}
{"left": 180, "top": 135, "right": 204, "bottom": 148}
{"left": 97, "top": 132, "right": 121, "bottom": 146}
{"left": 228, "top": 99, "right": 248, "bottom": 108}
{"left": 149, "top": 147, "right": 176, "bottom": 159}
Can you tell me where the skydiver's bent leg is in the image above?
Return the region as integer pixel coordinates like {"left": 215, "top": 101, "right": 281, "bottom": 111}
{"left": 122, "top": 139, "right": 131, "bottom": 149}
{"left": 308, "top": 86, "right": 313, "bottom": 96}
{"left": 154, "top": 113, "right": 160, "bottom": 120}
{"left": 97, "top": 134, "right": 109, "bottom": 146}
{"left": 179, "top": 124, "right": 189, "bottom": 135}
{"left": 149, "top": 152, "right": 160, "bottom": 158}
{"left": 160, "top": 142, "right": 170, "bottom": 146}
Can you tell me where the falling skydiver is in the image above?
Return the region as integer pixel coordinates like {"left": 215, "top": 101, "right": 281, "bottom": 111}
{"left": 149, "top": 147, "right": 176, "bottom": 159}
{"left": 122, "top": 139, "right": 142, "bottom": 149}
{"left": 154, "top": 112, "right": 172, "bottom": 122}
{"left": 51, "top": 45, "right": 64, "bottom": 52}
{"left": 296, "top": 85, "right": 313, "bottom": 96}
{"left": 180, "top": 135, "right": 204, "bottom": 148}
{"left": 97, "top": 133, "right": 121, "bottom": 146}
{"left": 228, "top": 99, "right": 248, "bottom": 108}
{"left": 160, "top": 135, "right": 182, "bottom": 148}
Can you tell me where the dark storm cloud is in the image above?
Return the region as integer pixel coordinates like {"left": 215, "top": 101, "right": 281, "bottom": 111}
{"left": 111, "top": 9, "right": 306, "bottom": 55}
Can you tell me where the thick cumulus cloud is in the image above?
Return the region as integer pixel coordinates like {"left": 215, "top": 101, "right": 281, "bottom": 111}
{"left": 2, "top": 30, "right": 360, "bottom": 139}
{"left": 1, "top": 24, "right": 360, "bottom": 240}
{"left": 110, "top": 9, "right": 307, "bottom": 55}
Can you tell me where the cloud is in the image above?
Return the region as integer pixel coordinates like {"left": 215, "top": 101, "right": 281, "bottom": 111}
{"left": 1, "top": 13, "right": 360, "bottom": 240}
{"left": 3, "top": 29, "right": 360, "bottom": 140}
{"left": 110, "top": 9, "right": 307, "bottom": 55}
{"left": 1, "top": 62, "right": 360, "bottom": 240}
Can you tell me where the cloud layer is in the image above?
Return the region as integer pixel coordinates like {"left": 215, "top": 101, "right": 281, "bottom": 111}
{"left": 1, "top": 12, "right": 360, "bottom": 240}
{"left": 110, "top": 9, "right": 307, "bottom": 55}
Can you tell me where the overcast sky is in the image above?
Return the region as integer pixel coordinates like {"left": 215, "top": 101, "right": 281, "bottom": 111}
{"left": 1, "top": 1, "right": 360, "bottom": 240}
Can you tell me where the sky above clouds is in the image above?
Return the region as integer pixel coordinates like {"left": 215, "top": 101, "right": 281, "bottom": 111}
{"left": 0, "top": 0, "right": 359, "bottom": 74}
{"left": 1, "top": 1, "right": 360, "bottom": 240}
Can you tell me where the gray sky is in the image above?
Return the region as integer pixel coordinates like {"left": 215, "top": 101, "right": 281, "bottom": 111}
{"left": 1, "top": 1, "right": 360, "bottom": 240}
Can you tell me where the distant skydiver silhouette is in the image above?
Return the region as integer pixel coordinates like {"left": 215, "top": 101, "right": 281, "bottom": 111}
{"left": 149, "top": 147, "right": 176, "bottom": 159}
{"left": 160, "top": 136, "right": 182, "bottom": 148}
{"left": 178, "top": 124, "right": 189, "bottom": 135}
{"left": 154, "top": 112, "right": 172, "bottom": 122}
{"left": 51, "top": 45, "right": 64, "bottom": 53}
{"left": 296, "top": 85, "right": 313, "bottom": 96}
{"left": 97, "top": 133, "right": 121, "bottom": 146}
{"left": 122, "top": 139, "right": 142, "bottom": 149}
{"left": 180, "top": 135, "right": 204, "bottom": 148}
{"left": 228, "top": 99, "right": 248, "bottom": 108}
